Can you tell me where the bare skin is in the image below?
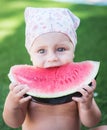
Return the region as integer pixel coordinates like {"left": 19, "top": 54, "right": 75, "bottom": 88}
{"left": 22, "top": 101, "right": 80, "bottom": 130}
{"left": 3, "top": 33, "right": 107, "bottom": 130}
{"left": 3, "top": 81, "right": 102, "bottom": 130}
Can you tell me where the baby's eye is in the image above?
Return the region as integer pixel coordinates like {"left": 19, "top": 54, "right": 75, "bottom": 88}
{"left": 57, "top": 47, "right": 66, "bottom": 52}
{"left": 37, "top": 49, "right": 46, "bottom": 54}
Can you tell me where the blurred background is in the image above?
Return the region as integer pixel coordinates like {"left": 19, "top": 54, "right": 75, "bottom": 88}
{"left": 0, "top": 0, "right": 107, "bottom": 130}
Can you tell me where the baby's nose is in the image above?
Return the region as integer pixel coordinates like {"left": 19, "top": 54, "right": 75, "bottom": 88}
{"left": 47, "top": 53, "right": 58, "bottom": 62}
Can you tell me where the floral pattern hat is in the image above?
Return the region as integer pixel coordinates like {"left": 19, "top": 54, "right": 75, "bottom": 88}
{"left": 24, "top": 7, "right": 80, "bottom": 52}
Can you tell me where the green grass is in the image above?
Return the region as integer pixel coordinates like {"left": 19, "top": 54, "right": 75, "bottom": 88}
{"left": 0, "top": 0, "right": 107, "bottom": 130}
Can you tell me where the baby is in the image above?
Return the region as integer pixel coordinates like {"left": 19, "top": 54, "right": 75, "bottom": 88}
{"left": 3, "top": 7, "right": 107, "bottom": 130}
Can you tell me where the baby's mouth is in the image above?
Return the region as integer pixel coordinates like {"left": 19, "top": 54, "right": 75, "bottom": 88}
{"left": 44, "top": 64, "right": 62, "bottom": 69}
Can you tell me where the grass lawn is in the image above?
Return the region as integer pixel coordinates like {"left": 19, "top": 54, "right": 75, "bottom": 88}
{"left": 0, "top": 0, "right": 107, "bottom": 130}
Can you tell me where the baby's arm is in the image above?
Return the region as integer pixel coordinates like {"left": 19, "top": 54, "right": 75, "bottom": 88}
{"left": 3, "top": 83, "right": 31, "bottom": 128}
{"left": 78, "top": 98, "right": 101, "bottom": 127}
{"left": 72, "top": 80, "right": 101, "bottom": 127}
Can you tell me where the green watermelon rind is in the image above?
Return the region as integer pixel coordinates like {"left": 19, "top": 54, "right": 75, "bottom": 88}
{"left": 8, "top": 61, "right": 100, "bottom": 98}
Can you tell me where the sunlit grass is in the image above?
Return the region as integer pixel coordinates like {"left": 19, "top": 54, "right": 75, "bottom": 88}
{"left": 0, "top": 0, "right": 70, "bottom": 42}
{"left": 0, "top": 17, "right": 23, "bottom": 42}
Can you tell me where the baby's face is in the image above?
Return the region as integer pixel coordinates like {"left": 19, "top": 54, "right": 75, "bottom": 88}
{"left": 29, "top": 32, "right": 74, "bottom": 68}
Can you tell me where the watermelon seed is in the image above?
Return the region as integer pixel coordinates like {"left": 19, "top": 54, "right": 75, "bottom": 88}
{"left": 72, "top": 75, "right": 76, "bottom": 80}
{"left": 65, "top": 79, "right": 68, "bottom": 84}
{"left": 68, "top": 78, "right": 72, "bottom": 83}
{"left": 73, "top": 69, "right": 78, "bottom": 76}
{"left": 60, "top": 80, "right": 63, "bottom": 85}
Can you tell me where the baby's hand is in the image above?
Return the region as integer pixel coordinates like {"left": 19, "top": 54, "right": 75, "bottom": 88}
{"left": 72, "top": 79, "right": 96, "bottom": 109}
{"left": 9, "top": 83, "right": 31, "bottom": 107}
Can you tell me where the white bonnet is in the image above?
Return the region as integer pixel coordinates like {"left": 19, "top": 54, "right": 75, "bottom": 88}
{"left": 24, "top": 7, "right": 80, "bottom": 52}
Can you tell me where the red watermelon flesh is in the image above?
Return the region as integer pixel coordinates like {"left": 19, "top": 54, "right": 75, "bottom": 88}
{"left": 8, "top": 61, "right": 100, "bottom": 98}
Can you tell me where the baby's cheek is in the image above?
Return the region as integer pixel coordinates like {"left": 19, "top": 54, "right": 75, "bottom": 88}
{"left": 34, "top": 60, "right": 44, "bottom": 68}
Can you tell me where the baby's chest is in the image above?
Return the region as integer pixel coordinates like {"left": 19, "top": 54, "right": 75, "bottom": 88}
{"left": 28, "top": 101, "right": 78, "bottom": 117}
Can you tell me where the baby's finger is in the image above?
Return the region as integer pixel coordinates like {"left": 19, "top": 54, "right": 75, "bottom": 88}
{"left": 80, "top": 88, "right": 89, "bottom": 97}
{"left": 9, "top": 83, "right": 18, "bottom": 90}
{"left": 19, "top": 96, "right": 31, "bottom": 104}
{"left": 85, "top": 80, "right": 96, "bottom": 94}
{"left": 17, "top": 86, "right": 30, "bottom": 97}
{"left": 12, "top": 84, "right": 29, "bottom": 94}
{"left": 85, "top": 86, "right": 95, "bottom": 95}
{"left": 72, "top": 96, "right": 84, "bottom": 103}
{"left": 76, "top": 86, "right": 88, "bottom": 95}
{"left": 91, "top": 79, "right": 96, "bottom": 90}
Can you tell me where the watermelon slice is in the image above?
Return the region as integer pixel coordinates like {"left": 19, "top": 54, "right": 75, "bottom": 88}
{"left": 8, "top": 60, "right": 100, "bottom": 104}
